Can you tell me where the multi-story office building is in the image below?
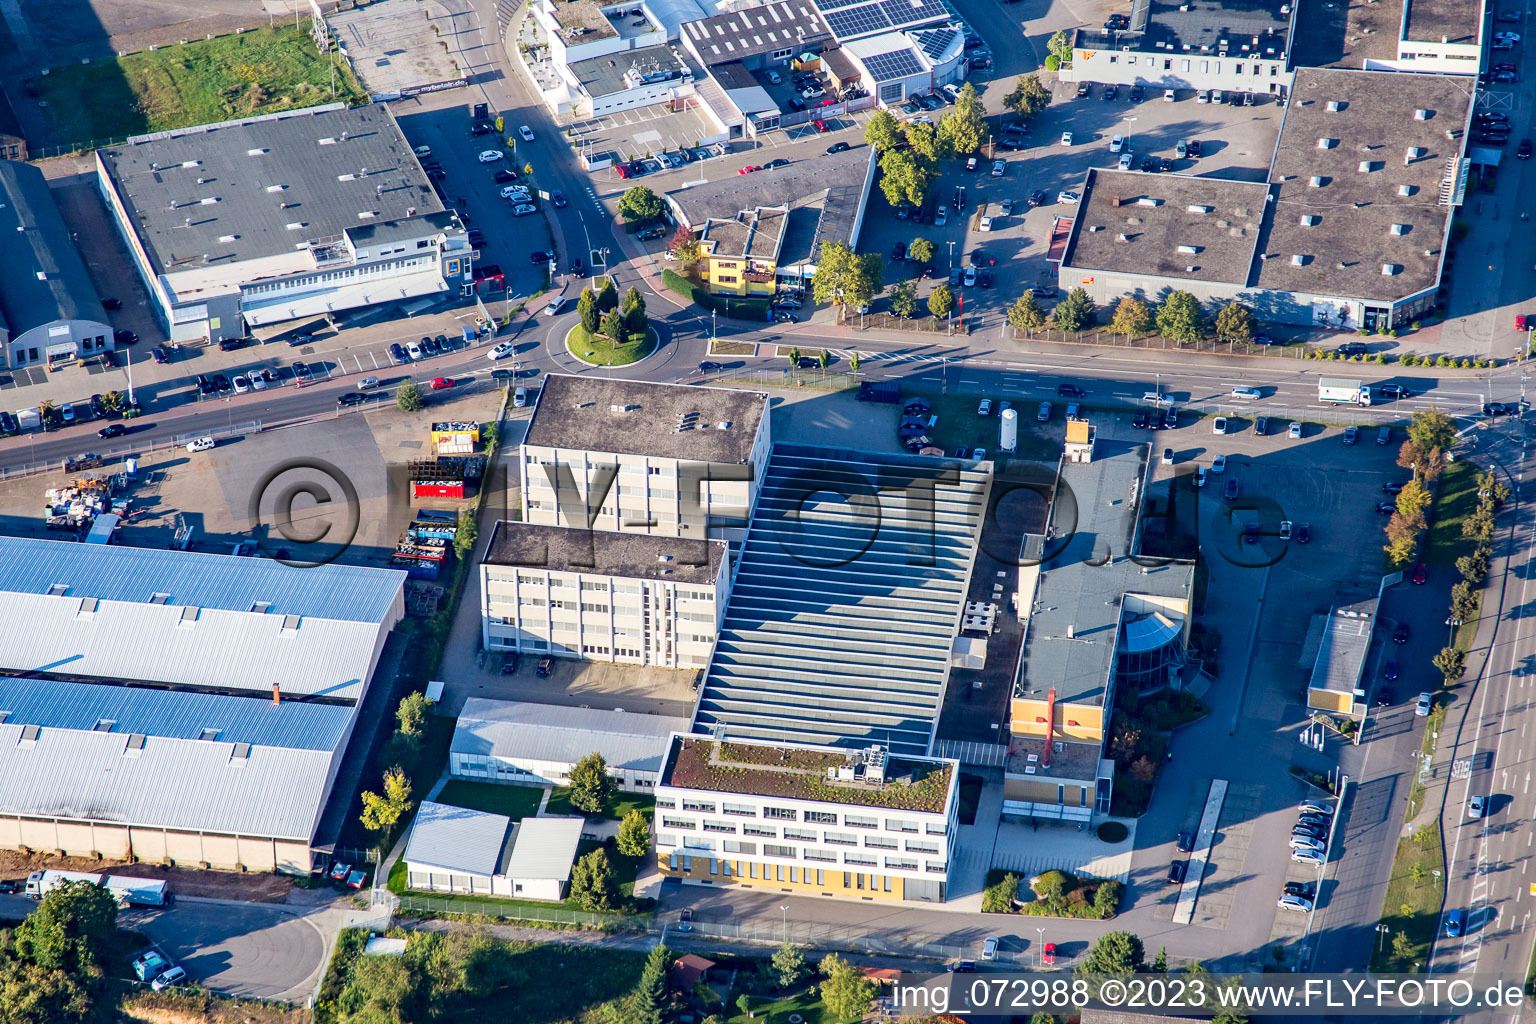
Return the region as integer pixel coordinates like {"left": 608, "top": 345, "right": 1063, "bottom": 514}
{"left": 654, "top": 734, "right": 959, "bottom": 902}
{"left": 519, "top": 375, "right": 770, "bottom": 541}
{"left": 96, "top": 103, "right": 472, "bottom": 343}
{"left": 480, "top": 521, "right": 729, "bottom": 667}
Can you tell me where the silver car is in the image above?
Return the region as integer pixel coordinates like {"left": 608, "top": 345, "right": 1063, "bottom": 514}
{"left": 1289, "top": 834, "right": 1325, "bottom": 852}
{"left": 1277, "top": 894, "right": 1314, "bottom": 913}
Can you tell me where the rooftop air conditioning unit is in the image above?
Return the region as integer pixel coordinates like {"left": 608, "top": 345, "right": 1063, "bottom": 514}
{"left": 1300, "top": 214, "right": 1319, "bottom": 225}
{"left": 1176, "top": 244, "right": 1201, "bottom": 253}
{"left": 1291, "top": 254, "right": 1307, "bottom": 265}
{"left": 1309, "top": 175, "right": 1324, "bottom": 187}
{"left": 1414, "top": 108, "right": 1430, "bottom": 120}
{"left": 1390, "top": 223, "right": 1408, "bottom": 235}
{"left": 1326, "top": 100, "right": 1342, "bottom": 112}
{"left": 1382, "top": 264, "right": 1400, "bottom": 275}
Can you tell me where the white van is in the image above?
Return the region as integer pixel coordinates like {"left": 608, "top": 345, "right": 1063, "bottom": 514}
{"left": 185, "top": 436, "right": 215, "bottom": 453}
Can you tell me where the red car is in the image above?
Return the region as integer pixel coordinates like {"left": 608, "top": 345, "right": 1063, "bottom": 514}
{"left": 615, "top": 163, "right": 631, "bottom": 179}
{"left": 1412, "top": 562, "right": 1428, "bottom": 585}
{"left": 813, "top": 118, "right": 828, "bottom": 133}
{"left": 1041, "top": 943, "right": 1057, "bottom": 966}
{"left": 1517, "top": 314, "right": 1533, "bottom": 331}
{"left": 738, "top": 165, "right": 761, "bottom": 175}
{"left": 430, "top": 377, "right": 453, "bottom": 389}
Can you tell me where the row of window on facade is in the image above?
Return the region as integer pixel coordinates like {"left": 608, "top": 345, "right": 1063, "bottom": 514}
{"left": 11, "top": 335, "right": 108, "bottom": 365}
{"left": 505, "top": 576, "right": 715, "bottom": 600}
{"left": 657, "top": 798, "right": 944, "bottom": 830}
{"left": 1104, "top": 55, "right": 1280, "bottom": 75}
{"left": 660, "top": 816, "right": 942, "bottom": 850}
{"left": 667, "top": 855, "right": 917, "bottom": 890}
{"left": 242, "top": 252, "right": 438, "bottom": 297}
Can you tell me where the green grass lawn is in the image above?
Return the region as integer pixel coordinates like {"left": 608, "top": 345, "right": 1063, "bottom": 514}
{"left": 1370, "top": 820, "right": 1445, "bottom": 973}
{"left": 727, "top": 990, "right": 835, "bottom": 1024}
{"left": 1425, "top": 460, "right": 1480, "bottom": 565}
{"left": 545, "top": 789, "right": 654, "bottom": 823}
{"left": 434, "top": 780, "right": 545, "bottom": 820}
{"left": 37, "top": 24, "right": 365, "bottom": 149}
{"left": 567, "top": 324, "right": 657, "bottom": 366}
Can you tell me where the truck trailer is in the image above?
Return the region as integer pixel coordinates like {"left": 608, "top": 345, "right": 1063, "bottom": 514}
{"left": 1318, "top": 377, "right": 1372, "bottom": 406}
{"left": 26, "top": 870, "right": 169, "bottom": 906}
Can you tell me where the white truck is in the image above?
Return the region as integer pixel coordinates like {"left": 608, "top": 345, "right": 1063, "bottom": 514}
{"left": 1318, "top": 377, "right": 1372, "bottom": 406}
{"left": 26, "top": 870, "right": 169, "bottom": 907}
{"left": 14, "top": 407, "right": 40, "bottom": 431}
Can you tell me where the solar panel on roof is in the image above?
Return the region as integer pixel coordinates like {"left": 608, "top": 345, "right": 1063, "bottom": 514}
{"left": 823, "top": 3, "right": 890, "bottom": 36}
{"left": 878, "top": 0, "right": 943, "bottom": 26}
{"left": 913, "top": 26, "right": 956, "bottom": 59}
{"left": 862, "top": 48, "right": 924, "bottom": 81}
{"left": 816, "top": 0, "right": 865, "bottom": 10}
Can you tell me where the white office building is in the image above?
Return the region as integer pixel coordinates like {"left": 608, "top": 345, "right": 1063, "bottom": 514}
{"left": 481, "top": 521, "right": 729, "bottom": 668}
{"left": 519, "top": 374, "right": 770, "bottom": 541}
{"left": 654, "top": 734, "right": 959, "bottom": 903}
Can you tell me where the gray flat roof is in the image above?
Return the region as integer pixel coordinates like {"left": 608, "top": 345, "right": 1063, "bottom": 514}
{"left": 692, "top": 444, "right": 991, "bottom": 756}
{"left": 701, "top": 205, "right": 788, "bottom": 260}
{"left": 681, "top": 1, "right": 831, "bottom": 65}
{"left": 483, "top": 521, "right": 724, "bottom": 583}
{"left": 1256, "top": 68, "right": 1473, "bottom": 304}
{"left": 98, "top": 103, "right": 446, "bottom": 271}
{"left": 1015, "top": 441, "right": 1193, "bottom": 709}
{"left": 1290, "top": 0, "right": 1401, "bottom": 67}
{"left": 503, "top": 816, "right": 584, "bottom": 880}
{"left": 452, "top": 697, "right": 692, "bottom": 773}
{"left": 524, "top": 374, "right": 767, "bottom": 464}
{"left": 570, "top": 44, "right": 688, "bottom": 97}
{"left": 668, "top": 145, "right": 869, "bottom": 228}
{"left": 1404, "top": 0, "right": 1479, "bottom": 44}
{"left": 0, "top": 161, "right": 105, "bottom": 336}
{"left": 1062, "top": 169, "right": 1266, "bottom": 286}
{"left": 1076, "top": 0, "right": 1291, "bottom": 56}
{"left": 1308, "top": 597, "right": 1378, "bottom": 695}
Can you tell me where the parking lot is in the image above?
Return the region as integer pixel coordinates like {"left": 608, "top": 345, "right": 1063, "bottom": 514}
{"left": 861, "top": 86, "right": 1287, "bottom": 324}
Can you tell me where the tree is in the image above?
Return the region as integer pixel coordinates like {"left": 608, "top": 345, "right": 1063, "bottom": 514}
{"left": 569, "top": 847, "right": 618, "bottom": 911}
{"left": 787, "top": 346, "right": 802, "bottom": 367}
{"left": 771, "top": 941, "right": 807, "bottom": 988}
{"left": 890, "top": 280, "right": 918, "bottom": 319}
{"left": 1156, "top": 291, "right": 1207, "bottom": 344}
{"left": 1081, "top": 931, "right": 1146, "bottom": 973}
{"left": 1130, "top": 756, "right": 1156, "bottom": 781}
{"left": 1031, "top": 1016, "right": 1058, "bottom": 1024}
{"left": 578, "top": 287, "right": 600, "bottom": 334}
{"left": 928, "top": 284, "right": 955, "bottom": 319}
{"left": 1396, "top": 478, "right": 1432, "bottom": 529}
{"left": 810, "top": 241, "right": 882, "bottom": 308}
{"left": 864, "top": 108, "right": 905, "bottom": 152}
{"left": 396, "top": 691, "right": 431, "bottom": 737}
{"left": 878, "top": 148, "right": 936, "bottom": 208}
{"left": 618, "top": 185, "right": 663, "bottom": 222}
{"left": 600, "top": 308, "right": 626, "bottom": 341}
{"left": 14, "top": 879, "right": 118, "bottom": 973}
{"left": 1392, "top": 930, "right": 1415, "bottom": 959}
{"left": 1152, "top": 947, "right": 1169, "bottom": 973}
{"left": 819, "top": 953, "right": 876, "bottom": 1023}
{"left": 1046, "top": 29, "right": 1073, "bottom": 68}
{"left": 848, "top": 352, "right": 861, "bottom": 373}
{"left": 938, "top": 83, "right": 989, "bottom": 156}
{"left": 1451, "top": 581, "right": 1479, "bottom": 624}
{"left": 1108, "top": 296, "right": 1153, "bottom": 340}
{"left": 622, "top": 285, "right": 648, "bottom": 333}
{"left": 616, "top": 808, "right": 651, "bottom": 858}
{"left": 1050, "top": 288, "right": 1095, "bottom": 333}
{"left": 1214, "top": 301, "right": 1256, "bottom": 344}
{"left": 1383, "top": 524, "right": 1417, "bottom": 569}
{"left": 1093, "top": 879, "right": 1122, "bottom": 917}
{"left": 100, "top": 390, "right": 125, "bottom": 414}
{"left": 817, "top": 349, "right": 831, "bottom": 369}
{"left": 360, "top": 766, "right": 413, "bottom": 845}
{"left": 1457, "top": 547, "right": 1490, "bottom": 584}
{"left": 1398, "top": 438, "right": 1444, "bottom": 484}
{"left": 909, "top": 237, "right": 936, "bottom": 264}
{"left": 1007, "top": 292, "right": 1046, "bottom": 334}
{"left": 668, "top": 225, "right": 700, "bottom": 260}
{"left": 596, "top": 276, "right": 618, "bottom": 313}
{"left": 625, "top": 943, "right": 671, "bottom": 1024}
{"left": 1003, "top": 74, "right": 1051, "bottom": 120}
{"left": 337, "top": 951, "right": 419, "bottom": 1022}
{"left": 1033, "top": 869, "right": 1071, "bottom": 904}
{"left": 568, "top": 751, "right": 616, "bottom": 815}
{"left": 395, "top": 380, "right": 424, "bottom": 412}
{"left": 1434, "top": 647, "right": 1465, "bottom": 682}
{"left": 981, "top": 872, "right": 1018, "bottom": 912}
{"left": 1408, "top": 407, "right": 1456, "bottom": 454}
{"left": 905, "top": 119, "right": 946, "bottom": 163}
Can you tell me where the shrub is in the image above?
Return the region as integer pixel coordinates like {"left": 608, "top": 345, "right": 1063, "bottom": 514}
{"left": 982, "top": 873, "right": 1019, "bottom": 913}
{"left": 1044, "top": 54, "right": 1060, "bottom": 70}
{"left": 1459, "top": 358, "right": 1473, "bottom": 368}
{"left": 1436, "top": 355, "right": 1452, "bottom": 367}
{"left": 1372, "top": 353, "right": 1387, "bottom": 364}
{"left": 1358, "top": 329, "right": 1370, "bottom": 336}
{"left": 1400, "top": 353, "right": 1418, "bottom": 366}
{"left": 1388, "top": 329, "right": 1398, "bottom": 338}
{"left": 1034, "top": 869, "right": 1074, "bottom": 904}
{"left": 1411, "top": 320, "right": 1422, "bottom": 330}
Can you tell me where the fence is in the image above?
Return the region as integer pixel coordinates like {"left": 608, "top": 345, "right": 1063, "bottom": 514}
{"left": 1006, "top": 326, "right": 1504, "bottom": 367}
{"left": 716, "top": 369, "right": 860, "bottom": 391}
{"left": 849, "top": 312, "right": 971, "bottom": 336}
{"left": 0, "top": 419, "right": 263, "bottom": 482}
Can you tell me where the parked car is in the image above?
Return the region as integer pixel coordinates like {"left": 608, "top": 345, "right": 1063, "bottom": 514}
{"left": 1415, "top": 692, "right": 1434, "bottom": 716}
{"left": 151, "top": 966, "right": 188, "bottom": 991}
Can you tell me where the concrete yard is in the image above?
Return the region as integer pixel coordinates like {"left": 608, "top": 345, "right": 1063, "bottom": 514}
{"left": 331, "top": 0, "right": 465, "bottom": 96}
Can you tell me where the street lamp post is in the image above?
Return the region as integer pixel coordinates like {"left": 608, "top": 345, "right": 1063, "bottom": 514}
{"left": 1036, "top": 927, "right": 1045, "bottom": 966}
{"left": 1376, "top": 923, "right": 1390, "bottom": 957}
{"left": 780, "top": 905, "right": 790, "bottom": 944}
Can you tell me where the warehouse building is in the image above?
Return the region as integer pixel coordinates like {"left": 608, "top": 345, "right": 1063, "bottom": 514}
{"left": 479, "top": 521, "right": 730, "bottom": 667}
{"left": 655, "top": 734, "right": 959, "bottom": 902}
{"left": 403, "top": 800, "right": 584, "bottom": 900}
{"left": 1058, "top": 68, "right": 1473, "bottom": 331}
{"left": 1066, "top": 0, "right": 1297, "bottom": 96}
{"left": 0, "top": 537, "right": 405, "bottom": 872}
{"left": 0, "top": 161, "right": 113, "bottom": 371}
{"left": 519, "top": 374, "right": 771, "bottom": 541}
{"left": 450, "top": 699, "right": 691, "bottom": 791}
{"left": 96, "top": 103, "right": 472, "bottom": 343}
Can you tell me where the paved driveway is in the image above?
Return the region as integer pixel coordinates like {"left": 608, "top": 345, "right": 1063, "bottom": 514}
{"left": 130, "top": 898, "right": 330, "bottom": 1002}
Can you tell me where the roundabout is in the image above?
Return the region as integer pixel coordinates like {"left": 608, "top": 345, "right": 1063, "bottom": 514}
{"left": 565, "top": 323, "right": 660, "bottom": 367}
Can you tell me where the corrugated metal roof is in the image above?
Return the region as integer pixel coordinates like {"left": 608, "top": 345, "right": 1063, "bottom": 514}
{"left": 0, "top": 686, "right": 347, "bottom": 839}
{"left": 503, "top": 816, "right": 584, "bottom": 880}
{"left": 404, "top": 800, "right": 510, "bottom": 876}
{"left": 0, "top": 537, "right": 404, "bottom": 623}
{"left": 0, "top": 677, "right": 348, "bottom": 750}
{"left": 451, "top": 699, "right": 690, "bottom": 773}
{"left": 0, "top": 593, "right": 386, "bottom": 700}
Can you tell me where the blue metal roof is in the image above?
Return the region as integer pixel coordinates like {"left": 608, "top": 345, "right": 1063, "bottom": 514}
{"left": 0, "top": 536, "right": 405, "bottom": 623}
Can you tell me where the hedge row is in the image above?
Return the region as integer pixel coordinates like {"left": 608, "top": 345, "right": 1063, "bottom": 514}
{"left": 660, "top": 268, "right": 770, "bottom": 321}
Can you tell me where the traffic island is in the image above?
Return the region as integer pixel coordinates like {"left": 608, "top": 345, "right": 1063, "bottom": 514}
{"left": 565, "top": 324, "right": 659, "bottom": 367}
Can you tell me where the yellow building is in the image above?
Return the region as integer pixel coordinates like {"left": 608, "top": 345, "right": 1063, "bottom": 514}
{"left": 1003, "top": 435, "right": 1194, "bottom": 821}
{"left": 1305, "top": 598, "right": 1377, "bottom": 715}
{"left": 696, "top": 205, "right": 787, "bottom": 297}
